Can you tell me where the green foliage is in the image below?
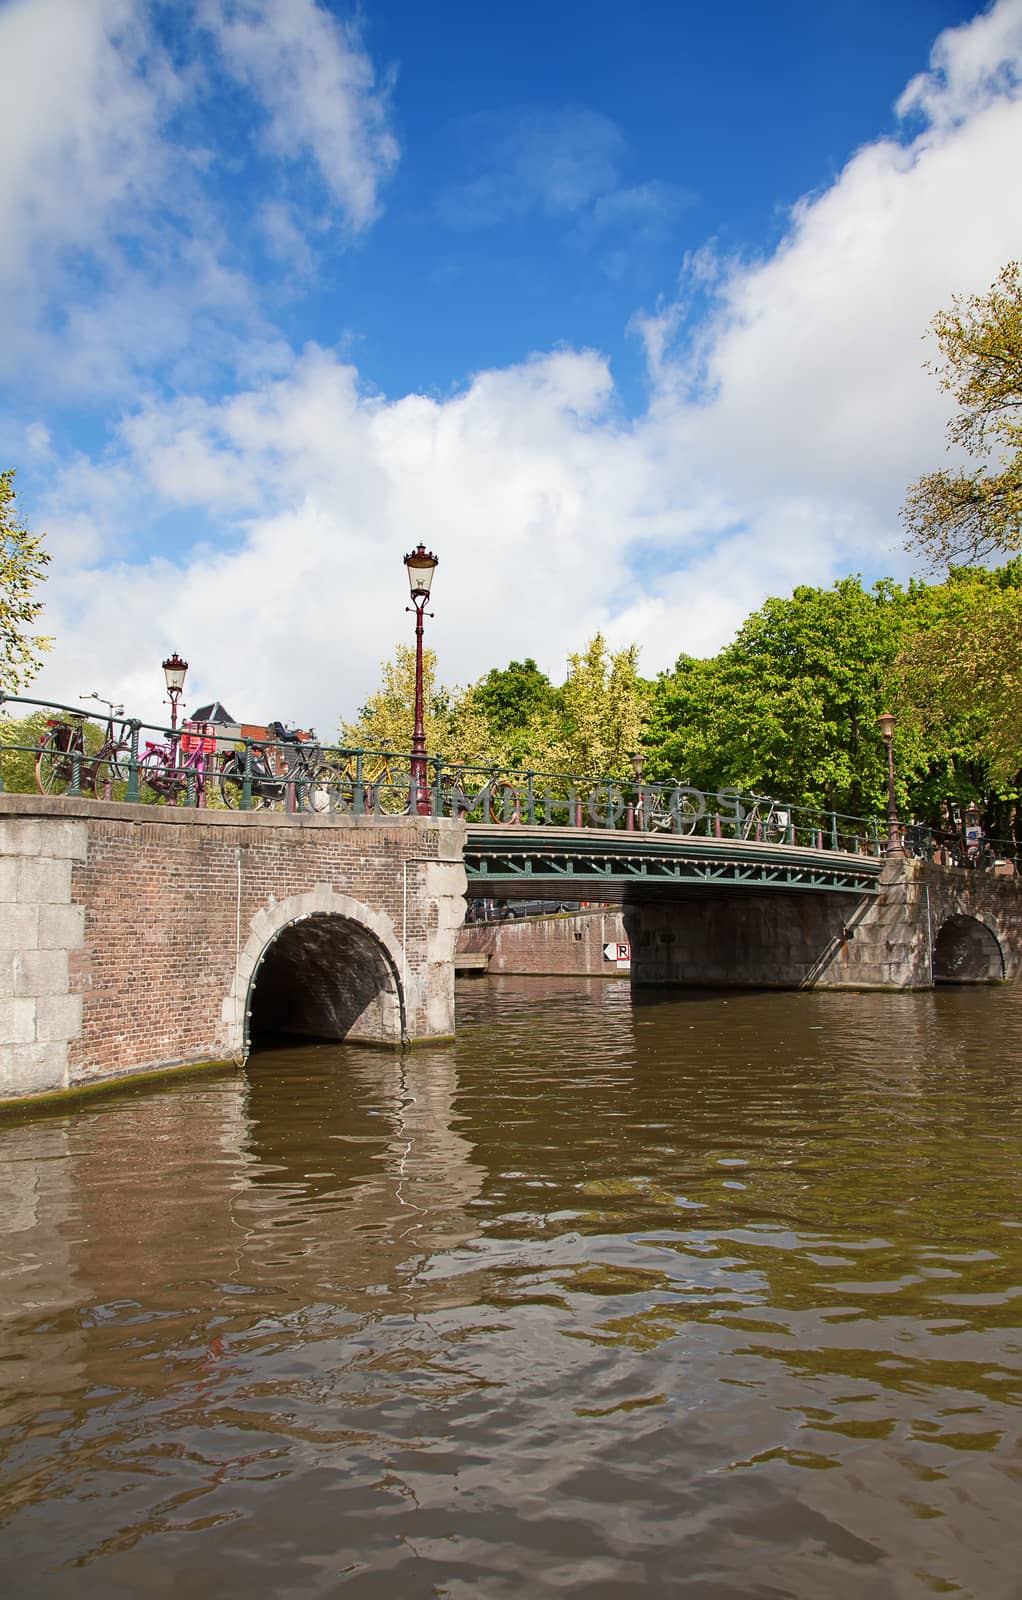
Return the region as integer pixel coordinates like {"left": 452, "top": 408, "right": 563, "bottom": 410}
{"left": 468, "top": 659, "right": 562, "bottom": 765}
{"left": 341, "top": 570, "right": 1014, "bottom": 828}
{"left": 0, "top": 470, "right": 51, "bottom": 692}
{"left": 647, "top": 578, "right": 911, "bottom": 814}
{"left": 340, "top": 644, "right": 452, "bottom": 754}
{"left": 903, "top": 262, "right": 1022, "bottom": 568}
{"left": 894, "top": 562, "right": 1022, "bottom": 790}
{"left": 553, "top": 634, "right": 645, "bottom": 776}
{"left": 645, "top": 573, "right": 1013, "bottom": 823}
{"left": 341, "top": 636, "right": 648, "bottom": 776}
{"left": 339, "top": 644, "right": 498, "bottom": 765}
{"left": 0, "top": 710, "right": 51, "bottom": 793}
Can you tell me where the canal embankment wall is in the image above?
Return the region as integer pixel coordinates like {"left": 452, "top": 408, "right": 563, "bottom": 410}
{"left": 625, "top": 858, "right": 1022, "bottom": 989}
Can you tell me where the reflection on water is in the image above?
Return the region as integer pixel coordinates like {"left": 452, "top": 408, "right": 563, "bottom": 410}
{"left": 1, "top": 977, "right": 1021, "bottom": 1596}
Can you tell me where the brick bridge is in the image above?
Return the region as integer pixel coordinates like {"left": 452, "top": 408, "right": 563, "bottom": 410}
{"left": 2, "top": 795, "right": 1020, "bottom": 1107}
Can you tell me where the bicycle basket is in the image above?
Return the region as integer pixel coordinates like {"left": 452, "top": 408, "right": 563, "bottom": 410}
{"left": 180, "top": 721, "right": 216, "bottom": 756}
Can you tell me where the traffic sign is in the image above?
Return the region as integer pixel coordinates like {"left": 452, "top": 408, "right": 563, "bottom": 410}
{"left": 603, "top": 941, "right": 630, "bottom": 962}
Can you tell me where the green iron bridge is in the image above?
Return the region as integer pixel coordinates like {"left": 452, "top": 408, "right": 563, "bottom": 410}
{"left": 464, "top": 824, "right": 883, "bottom": 900}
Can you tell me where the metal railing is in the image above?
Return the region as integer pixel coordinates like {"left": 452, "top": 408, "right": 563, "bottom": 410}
{"left": 2, "top": 691, "right": 1018, "bottom": 870}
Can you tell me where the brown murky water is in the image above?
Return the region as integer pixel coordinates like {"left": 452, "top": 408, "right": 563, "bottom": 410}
{"left": 1, "top": 977, "right": 1021, "bottom": 1597}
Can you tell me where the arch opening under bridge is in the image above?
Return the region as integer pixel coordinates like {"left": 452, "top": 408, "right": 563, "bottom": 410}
{"left": 932, "top": 914, "right": 1005, "bottom": 985}
{"left": 246, "top": 910, "right": 405, "bottom": 1052}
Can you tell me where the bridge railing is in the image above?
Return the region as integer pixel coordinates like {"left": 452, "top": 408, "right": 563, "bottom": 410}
{"left": 426, "top": 759, "right": 883, "bottom": 853}
{"left": 4, "top": 692, "right": 1017, "bottom": 869}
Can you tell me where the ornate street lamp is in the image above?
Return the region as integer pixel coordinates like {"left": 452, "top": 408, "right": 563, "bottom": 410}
{"left": 162, "top": 653, "right": 188, "bottom": 733}
{"left": 404, "top": 545, "right": 438, "bottom": 815}
{"left": 877, "top": 710, "right": 904, "bottom": 857}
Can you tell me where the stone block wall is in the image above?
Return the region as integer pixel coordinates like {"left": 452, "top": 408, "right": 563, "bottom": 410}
{"left": 0, "top": 814, "right": 87, "bottom": 1100}
{"left": 626, "top": 859, "right": 1022, "bottom": 991}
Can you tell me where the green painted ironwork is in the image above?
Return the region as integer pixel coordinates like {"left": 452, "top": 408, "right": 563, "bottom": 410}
{"left": 463, "top": 828, "right": 884, "bottom": 896}
{"left": 124, "top": 721, "right": 141, "bottom": 803}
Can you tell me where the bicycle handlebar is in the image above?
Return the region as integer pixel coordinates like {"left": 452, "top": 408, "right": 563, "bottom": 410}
{"left": 82, "top": 691, "right": 125, "bottom": 717}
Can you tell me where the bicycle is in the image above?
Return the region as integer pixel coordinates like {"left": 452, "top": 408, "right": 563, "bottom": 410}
{"left": 636, "top": 781, "right": 700, "bottom": 835}
{"left": 739, "top": 795, "right": 790, "bottom": 843}
{"left": 437, "top": 765, "right": 520, "bottom": 822}
{"left": 35, "top": 694, "right": 133, "bottom": 798}
{"left": 312, "top": 746, "right": 415, "bottom": 816}
{"left": 218, "top": 723, "right": 349, "bottom": 813}
{"left": 139, "top": 722, "right": 215, "bottom": 805}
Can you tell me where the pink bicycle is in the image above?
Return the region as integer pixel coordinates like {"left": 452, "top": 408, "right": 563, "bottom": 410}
{"left": 139, "top": 722, "right": 215, "bottom": 805}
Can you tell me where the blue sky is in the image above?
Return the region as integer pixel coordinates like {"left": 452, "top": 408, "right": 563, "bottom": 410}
{"left": 2, "top": 0, "right": 1021, "bottom": 733}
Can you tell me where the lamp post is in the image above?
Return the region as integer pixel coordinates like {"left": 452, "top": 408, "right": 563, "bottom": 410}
{"left": 162, "top": 653, "right": 188, "bottom": 734}
{"left": 628, "top": 750, "right": 645, "bottom": 831}
{"left": 403, "top": 544, "right": 438, "bottom": 816}
{"left": 877, "top": 710, "right": 904, "bottom": 857}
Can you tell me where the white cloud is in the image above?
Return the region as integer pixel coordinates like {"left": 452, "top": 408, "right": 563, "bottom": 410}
{"left": 20, "top": 0, "right": 1022, "bottom": 744}
{"left": 897, "top": 0, "right": 1022, "bottom": 127}
{"left": 0, "top": 0, "right": 179, "bottom": 293}
{"left": 199, "top": 0, "right": 398, "bottom": 230}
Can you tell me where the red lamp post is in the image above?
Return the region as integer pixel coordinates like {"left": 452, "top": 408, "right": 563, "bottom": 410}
{"left": 404, "top": 545, "right": 438, "bottom": 816}
{"left": 877, "top": 710, "right": 904, "bottom": 858}
{"left": 162, "top": 653, "right": 188, "bottom": 734}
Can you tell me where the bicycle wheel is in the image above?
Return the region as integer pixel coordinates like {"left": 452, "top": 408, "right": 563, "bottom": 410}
{"left": 372, "top": 761, "right": 412, "bottom": 815}
{"left": 36, "top": 732, "right": 96, "bottom": 798}
{"left": 306, "top": 763, "right": 348, "bottom": 814}
{"left": 739, "top": 807, "right": 761, "bottom": 840}
{"left": 218, "top": 753, "right": 245, "bottom": 808}
{"left": 676, "top": 793, "right": 700, "bottom": 835}
{"left": 94, "top": 741, "right": 134, "bottom": 797}
{"left": 643, "top": 788, "right": 674, "bottom": 833}
{"left": 139, "top": 746, "right": 177, "bottom": 801}
{"left": 488, "top": 779, "right": 520, "bottom": 823}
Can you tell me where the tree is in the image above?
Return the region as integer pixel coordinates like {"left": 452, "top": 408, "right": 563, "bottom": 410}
{"left": 554, "top": 634, "right": 645, "bottom": 776}
{"left": 468, "top": 658, "right": 562, "bottom": 766}
{"left": 0, "top": 470, "right": 51, "bottom": 692}
{"left": 903, "top": 262, "right": 1022, "bottom": 568}
{"left": 340, "top": 644, "right": 450, "bottom": 753}
{"left": 894, "top": 562, "right": 1022, "bottom": 791}
{"left": 644, "top": 575, "right": 998, "bottom": 822}
{"left": 339, "top": 644, "right": 496, "bottom": 765}
{"left": 0, "top": 708, "right": 51, "bottom": 793}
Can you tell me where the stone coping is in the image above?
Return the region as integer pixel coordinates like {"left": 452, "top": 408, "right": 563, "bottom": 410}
{"left": 0, "top": 792, "right": 465, "bottom": 837}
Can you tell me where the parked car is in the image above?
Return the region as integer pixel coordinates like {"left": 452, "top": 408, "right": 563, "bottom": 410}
{"left": 465, "top": 898, "right": 506, "bottom": 924}
{"left": 503, "top": 899, "right": 580, "bottom": 919}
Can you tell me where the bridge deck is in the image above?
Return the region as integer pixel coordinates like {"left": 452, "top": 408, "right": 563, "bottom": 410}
{"left": 464, "top": 824, "right": 884, "bottom": 900}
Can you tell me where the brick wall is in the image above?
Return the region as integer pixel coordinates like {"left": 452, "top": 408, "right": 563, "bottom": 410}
{"left": 0, "top": 795, "right": 465, "bottom": 1102}
{"left": 458, "top": 910, "right": 629, "bottom": 976}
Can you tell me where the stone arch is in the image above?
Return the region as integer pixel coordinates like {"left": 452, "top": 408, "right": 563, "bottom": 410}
{"left": 221, "top": 889, "right": 407, "bottom": 1058}
{"left": 932, "top": 914, "right": 1005, "bottom": 985}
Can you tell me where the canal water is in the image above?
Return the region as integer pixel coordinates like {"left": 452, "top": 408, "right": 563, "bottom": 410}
{"left": 1, "top": 977, "right": 1021, "bottom": 1597}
